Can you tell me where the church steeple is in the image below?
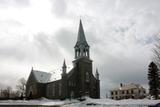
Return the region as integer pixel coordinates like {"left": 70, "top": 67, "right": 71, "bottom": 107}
{"left": 74, "top": 20, "right": 90, "bottom": 59}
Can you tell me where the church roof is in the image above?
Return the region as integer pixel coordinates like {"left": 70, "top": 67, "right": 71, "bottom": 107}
{"left": 32, "top": 70, "right": 51, "bottom": 83}
{"left": 75, "top": 20, "right": 89, "bottom": 47}
{"left": 67, "top": 67, "right": 75, "bottom": 78}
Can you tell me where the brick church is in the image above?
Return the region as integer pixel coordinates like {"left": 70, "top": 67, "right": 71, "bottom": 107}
{"left": 26, "top": 20, "right": 100, "bottom": 99}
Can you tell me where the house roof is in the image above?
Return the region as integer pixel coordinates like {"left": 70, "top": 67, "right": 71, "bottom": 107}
{"left": 32, "top": 70, "right": 51, "bottom": 83}
{"left": 112, "top": 83, "right": 145, "bottom": 91}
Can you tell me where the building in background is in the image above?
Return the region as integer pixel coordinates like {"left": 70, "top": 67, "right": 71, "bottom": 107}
{"left": 110, "top": 83, "right": 146, "bottom": 100}
{"left": 26, "top": 20, "right": 100, "bottom": 99}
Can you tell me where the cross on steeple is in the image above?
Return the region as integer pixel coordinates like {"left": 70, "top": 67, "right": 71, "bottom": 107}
{"left": 74, "top": 20, "right": 90, "bottom": 59}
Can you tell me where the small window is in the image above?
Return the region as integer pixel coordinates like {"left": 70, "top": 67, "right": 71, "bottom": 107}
{"left": 111, "top": 92, "right": 113, "bottom": 95}
{"left": 143, "top": 90, "right": 146, "bottom": 94}
{"left": 131, "top": 90, "right": 133, "bottom": 94}
{"left": 139, "top": 90, "right": 141, "bottom": 93}
{"left": 86, "top": 72, "right": 90, "bottom": 82}
{"left": 122, "top": 91, "right": 124, "bottom": 94}
{"left": 115, "top": 91, "right": 118, "bottom": 95}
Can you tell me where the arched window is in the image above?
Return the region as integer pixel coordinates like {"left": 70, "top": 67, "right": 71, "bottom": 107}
{"left": 59, "top": 83, "right": 61, "bottom": 96}
{"left": 52, "top": 84, "right": 55, "bottom": 97}
{"left": 83, "top": 49, "right": 86, "bottom": 56}
{"left": 78, "top": 49, "right": 80, "bottom": 56}
{"left": 86, "top": 72, "right": 90, "bottom": 82}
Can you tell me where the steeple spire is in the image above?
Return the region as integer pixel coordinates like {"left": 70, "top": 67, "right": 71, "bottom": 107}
{"left": 31, "top": 67, "right": 33, "bottom": 71}
{"left": 63, "top": 59, "right": 66, "bottom": 68}
{"left": 74, "top": 20, "right": 90, "bottom": 59}
{"left": 95, "top": 68, "right": 99, "bottom": 80}
{"left": 77, "top": 19, "right": 87, "bottom": 43}
{"left": 62, "top": 59, "right": 67, "bottom": 74}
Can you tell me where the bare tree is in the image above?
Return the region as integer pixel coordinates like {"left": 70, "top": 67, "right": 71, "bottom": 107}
{"left": 6, "top": 86, "right": 12, "bottom": 99}
{"left": 0, "top": 86, "right": 12, "bottom": 99}
{"left": 153, "top": 34, "right": 160, "bottom": 69}
{"left": 16, "top": 78, "right": 26, "bottom": 97}
{"left": 1, "top": 90, "right": 9, "bottom": 99}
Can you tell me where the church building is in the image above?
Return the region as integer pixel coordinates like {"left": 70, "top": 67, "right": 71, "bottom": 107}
{"left": 26, "top": 20, "right": 100, "bottom": 99}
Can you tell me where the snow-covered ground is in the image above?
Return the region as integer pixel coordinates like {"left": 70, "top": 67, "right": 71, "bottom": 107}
{"left": 64, "top": 98, "right": 160, "bottom": 107}
{"left": 0, "top": 97, "right": 159, "bottom": 107}
{"left": 0, "top": 98, "right": 66, "bottom": 106}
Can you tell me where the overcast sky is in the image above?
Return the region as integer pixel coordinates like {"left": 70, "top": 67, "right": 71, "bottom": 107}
{"left": 0, "top": 0, "right": 160, "bottom": 97}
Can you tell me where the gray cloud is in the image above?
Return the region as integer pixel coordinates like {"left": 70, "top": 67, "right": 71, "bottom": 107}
{"left": 55, "top": 28, "right": 76, "bottom": 56}
{"left": 0, "top": 83, "right": 7, "bottom": 90}
{"left": 51, "top": 0, "right": 67, "bottom": 18}
{"left": 0, "top": 32, "right": 63, "bottom": 64}
{"left": 33, "top": 33, "right": 62, "bottom": 59}
{"left": 0, "top": 0, "right": 30, "bottom": 8}
{"left": 0, "top": 19, "right": 23, "bottom": 26}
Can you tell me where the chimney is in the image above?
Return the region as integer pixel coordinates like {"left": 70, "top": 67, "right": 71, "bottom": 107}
{"left": 120, "top": 83, "right": 123, "bottom": 87}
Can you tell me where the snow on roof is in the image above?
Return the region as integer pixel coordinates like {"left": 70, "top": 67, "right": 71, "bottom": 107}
{"left": 112, "top": 83, "right": 144, "bottom": 91}
{"left": 32, "top": 70, "right": 51, "bottom": 83}
{"left": 50, "top": 73, "right": 61, "bottom": 82}
{"left": 121, "top": 84, "right": 143, "bottom": 90}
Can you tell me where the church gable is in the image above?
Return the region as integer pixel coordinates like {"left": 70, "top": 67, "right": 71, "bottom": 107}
{"left": 26, "top": 71, "right": 38, "bottom": 98}
{"left": 26, "top": 71, "right": 36, "bottom": 85}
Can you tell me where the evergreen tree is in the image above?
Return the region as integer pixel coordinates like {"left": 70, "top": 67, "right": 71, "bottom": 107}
{"left": 153, "top": 34, "right": 160, "bottom": 69}
{"left": 148, "top": 62, "right": 160, "bottom": 99}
